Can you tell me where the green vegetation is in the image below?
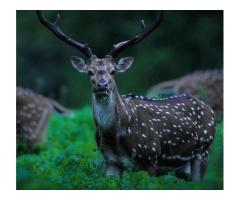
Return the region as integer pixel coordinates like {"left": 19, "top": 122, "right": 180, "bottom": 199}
{"left": 17, "top": 106, "right": 223, "bottom": 190}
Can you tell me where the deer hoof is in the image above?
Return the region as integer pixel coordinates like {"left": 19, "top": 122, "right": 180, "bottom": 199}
{"left": 106, "top": 165, "right": 121, "bottom": 177}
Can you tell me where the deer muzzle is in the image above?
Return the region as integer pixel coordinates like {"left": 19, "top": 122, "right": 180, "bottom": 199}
{"left": 94, "top": 79, "right": 109, "bottom": 94}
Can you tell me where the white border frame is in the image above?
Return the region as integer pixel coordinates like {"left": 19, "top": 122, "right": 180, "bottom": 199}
{"left": 2, "top": 0, "right": 240, "bottom": 199}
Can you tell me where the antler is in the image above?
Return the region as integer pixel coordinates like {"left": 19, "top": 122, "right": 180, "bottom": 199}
{"left": 109, "top": 11, "right": 164, "bottom": 58}
{"left": 36, "top": 10, "right": 93, "bottom": 58}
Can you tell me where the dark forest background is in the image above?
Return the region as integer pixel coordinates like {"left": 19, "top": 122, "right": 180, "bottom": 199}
{"left": 17, "top": 10, "right": 223, "bottom": 108}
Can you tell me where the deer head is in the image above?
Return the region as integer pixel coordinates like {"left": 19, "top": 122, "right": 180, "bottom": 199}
{"left": 36, "top": 11, "right": 163, "bottom": 102}
{"left": 70, "top": 55, "right": 133, "bottom": 99}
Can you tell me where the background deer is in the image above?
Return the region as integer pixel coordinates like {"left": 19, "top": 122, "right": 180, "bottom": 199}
{"left": 37, "top": 11, "right": 216, "bottom": 181}
{"left": 147, "top": 69, "right": 223, "bottom": 120}
{"left": 17, "top": 86, "right": 69, "bottom": 154}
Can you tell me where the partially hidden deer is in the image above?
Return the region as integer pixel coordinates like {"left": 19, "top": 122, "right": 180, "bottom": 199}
{"left": 17, "top": 86, "right": 69, "bottom": 153}
{"left": 37, "top": 11, "right": 216, "bottom": 181}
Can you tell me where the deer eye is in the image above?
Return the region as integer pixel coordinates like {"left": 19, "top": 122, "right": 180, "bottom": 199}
{"left": 88, "top": 70, "right": 94, "bottom": 76}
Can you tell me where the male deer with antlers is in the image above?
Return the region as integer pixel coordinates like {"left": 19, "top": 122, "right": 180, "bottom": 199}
{"left": 37, "top": 11, "right": 216, "bottom": 181}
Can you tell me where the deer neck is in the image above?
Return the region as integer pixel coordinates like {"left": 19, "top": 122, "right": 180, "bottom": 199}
{"left": 92, "top": 80, "right": 124, "bottom": 130}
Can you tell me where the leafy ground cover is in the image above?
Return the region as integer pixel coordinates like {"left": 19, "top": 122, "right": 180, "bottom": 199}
{"left": 17, "top": 106, "right": 223, "bottom": 190}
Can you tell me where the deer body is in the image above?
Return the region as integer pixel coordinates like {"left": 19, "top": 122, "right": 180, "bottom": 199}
{"left": 93, "top": 80, "right": 215, "bottom": 179}
{"left": 38, "top": 10, "right": 216, "bottom": 180}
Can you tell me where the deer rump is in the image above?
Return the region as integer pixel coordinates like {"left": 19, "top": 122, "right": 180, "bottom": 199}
{"left": 95, "top": 93, "right": 216, "bottom": 180}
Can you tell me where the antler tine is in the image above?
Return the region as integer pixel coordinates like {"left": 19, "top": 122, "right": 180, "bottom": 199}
{"left": 109, "top": 11, "right": 164, "bottom": 58}
{"left": 36, "top": 10, "right": 93, "bottom": 58}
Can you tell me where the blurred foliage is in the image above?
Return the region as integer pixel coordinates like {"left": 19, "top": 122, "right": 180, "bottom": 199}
{"left": 17, "top": 10, "right": 223, "bottom": 108}
{"left": 17, "top": 107, "right": 223, "bottom": 190}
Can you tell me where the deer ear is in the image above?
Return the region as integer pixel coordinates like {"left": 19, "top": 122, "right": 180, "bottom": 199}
{"left": 116, "top": 57, "right": 134, "bottom": 72}
{"left": 70, "top": 56, "right": 87, "bottom": 73}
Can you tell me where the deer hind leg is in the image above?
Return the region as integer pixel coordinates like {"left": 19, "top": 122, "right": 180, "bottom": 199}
{"left": 199, "top": 149, "right": 211, "bottom": 179}
{"left": 192, "top": 143, "right": 211, "bottom": 181}
{"left": 191, "top": 145, "right": 211, "bottom": 181}
{"left": 191, "top": 158, "right": 210, "bottom": 181}
{"left": 175, "top": 161, "right": 192, "bottom": 181}
{"left": 191, "top": 151, "right": 210, "bottom": 181}
{"left": 200, "top": 158, "right": 208, "bottom": 179}
{"left": 191, "top": 158, "right": 201, "bottom": 181}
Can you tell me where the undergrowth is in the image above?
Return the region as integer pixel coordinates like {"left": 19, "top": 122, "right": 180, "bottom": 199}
{"left": 17, "top": 106, "right": 223, "bottom": 190}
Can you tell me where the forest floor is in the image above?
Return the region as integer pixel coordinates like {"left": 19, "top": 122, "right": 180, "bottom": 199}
{"left": 17, "top": 106, "right": 223, "bottom": 190}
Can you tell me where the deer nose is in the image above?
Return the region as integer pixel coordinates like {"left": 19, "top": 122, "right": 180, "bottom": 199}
{"left": 97, "top": 79, "right": 108, "bottom": 88}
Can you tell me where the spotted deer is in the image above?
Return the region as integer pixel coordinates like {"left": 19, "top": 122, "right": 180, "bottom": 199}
{"left": 17, "top": 86, "right": 69, "bottom": 153}
{"left": 37, "top": 11, "right": 216, "bottom": 181}
{"left": 147, "top": 69, "right": 223, "bottom": 120}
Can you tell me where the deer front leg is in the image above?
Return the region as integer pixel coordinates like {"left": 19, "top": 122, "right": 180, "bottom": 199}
{"left": 106, "top": 164, "right": 121, "bottom": 177}
{"left": 95, "top": 132, "right": 122, "bottom": 177}
{"left": 104, "top": 149, "right": 122, "bottom": 177}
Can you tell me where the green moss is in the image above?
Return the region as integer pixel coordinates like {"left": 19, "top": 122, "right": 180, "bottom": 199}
{"left": 17, "top": 107, "right": 223, "bottom": 190}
